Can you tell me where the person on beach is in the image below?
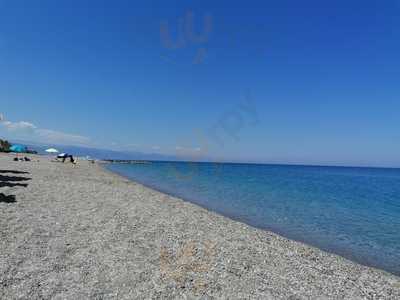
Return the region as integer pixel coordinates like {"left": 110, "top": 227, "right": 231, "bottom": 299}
{"left": 57, "top": 153, "right": 77, "bottom": 164}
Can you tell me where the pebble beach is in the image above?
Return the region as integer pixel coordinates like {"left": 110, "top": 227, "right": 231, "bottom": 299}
{"left": 1, "top": 153, "right": 400, "bottom": 299}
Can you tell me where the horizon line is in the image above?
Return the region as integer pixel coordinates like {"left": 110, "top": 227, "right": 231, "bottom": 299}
{"left": 7, "top": 138, "right": 400, "bottom": 170}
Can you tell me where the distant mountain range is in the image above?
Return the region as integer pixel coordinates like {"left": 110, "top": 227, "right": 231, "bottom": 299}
{"left": 9, "top": 140, "right": 180, "bottom": 161}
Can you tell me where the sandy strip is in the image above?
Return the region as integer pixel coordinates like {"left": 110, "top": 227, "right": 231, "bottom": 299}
{"left": 1, "top": 153, "right": 399, "bottom": 299}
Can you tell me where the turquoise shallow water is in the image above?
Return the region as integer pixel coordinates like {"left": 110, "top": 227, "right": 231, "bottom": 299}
{"left": 106, "top": 162, "right": 400, "bottom": 275}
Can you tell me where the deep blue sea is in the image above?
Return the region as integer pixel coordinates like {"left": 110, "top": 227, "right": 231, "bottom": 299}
{"left": 106, "top": 162, "right": 400, "bottom": 275}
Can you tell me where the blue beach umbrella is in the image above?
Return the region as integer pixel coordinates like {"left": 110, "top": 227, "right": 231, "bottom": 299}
{"left": 10, "top": 144, "right": 27, "bottom": 153}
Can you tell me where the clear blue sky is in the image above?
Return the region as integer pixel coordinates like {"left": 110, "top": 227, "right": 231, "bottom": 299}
{"left": 1, "top": 0, "right": 399, "bottom": 167}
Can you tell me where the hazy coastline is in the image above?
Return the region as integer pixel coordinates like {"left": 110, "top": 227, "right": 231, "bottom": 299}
{"left": 1, "top": 153, "right": 400, "bottom": 299}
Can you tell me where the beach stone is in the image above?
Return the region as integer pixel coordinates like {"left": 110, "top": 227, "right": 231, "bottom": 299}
{"left": 0, "top": 153, "right": 399, "bottom": 299}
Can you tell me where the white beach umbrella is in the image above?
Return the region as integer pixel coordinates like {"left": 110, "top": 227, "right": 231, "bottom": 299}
{"left": 45, "top": 148, "right": 59, "bottom": 154}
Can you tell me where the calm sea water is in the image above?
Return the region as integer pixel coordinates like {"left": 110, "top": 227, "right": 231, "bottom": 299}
{"left": 106, "top": 162, "right": 400, "bottom": 275}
